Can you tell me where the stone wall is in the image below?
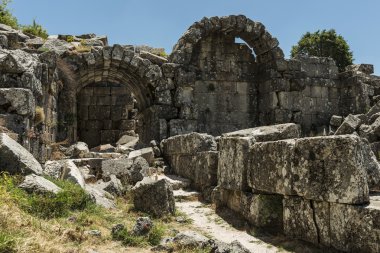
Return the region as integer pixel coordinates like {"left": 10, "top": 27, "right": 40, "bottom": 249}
{"left": 77, "top": 82, "right": 136, "bottom": 147}
{"left": 161, "top": 126, "right": 380, "bottom": 252}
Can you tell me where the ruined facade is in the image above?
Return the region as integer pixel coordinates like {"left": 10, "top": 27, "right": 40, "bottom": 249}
{"left": 1, "top": 14, "right": 380, "bottom": 252}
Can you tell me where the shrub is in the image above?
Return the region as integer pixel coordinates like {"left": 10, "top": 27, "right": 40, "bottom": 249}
{"left": 34, "top": 106, "right": 45, "bottom": 125}
{"left": 112, "top": 222, "right": 165, "bottom": 247}
{"left": 21, "top": 19, "right": 48, "bottom": 39}
{"left": 0, "top": 174, "right": 95, "bottom": 219}
{"left": 0, "top": 0, "right": 18, "bottom": 29}
{"left": 0, "top": 231, "right": 16, "bottom": 253}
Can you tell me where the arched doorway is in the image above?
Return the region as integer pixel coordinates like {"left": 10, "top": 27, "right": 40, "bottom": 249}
{"left": 169, "top": 15, "right": 285, "bottom": 136}
{"left": 58, "top": 45, "right": 173, "bottom": 147}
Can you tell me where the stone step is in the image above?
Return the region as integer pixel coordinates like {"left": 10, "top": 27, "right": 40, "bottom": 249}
{"left": 174, "top": 189, "right": 200, "bottom": 202}
{"left": 157, "top": 174, "right": 191, "bottom": 190}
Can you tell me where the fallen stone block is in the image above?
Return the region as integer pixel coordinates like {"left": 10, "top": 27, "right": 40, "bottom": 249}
{"left": 128, "top": 147, "right": 154, "bottom": 165}
{"left": 85, "top": 184, "right": 115, "bottom": 209}
{"left": 335, "top": 114, "right": 362, "bottom": 135}
{"left": 222, "top": 123, "right": 301, "bottom": 141}
{"left": 43, "top": 159, "right": 85, "bottom": 188}
{"left": 101, "top": 157, "right": 149, "bottom": 186}
{"left": 132, "top": 178, "right": 175, "bottom": 218}
{"left": 116, "top": 134, "right": 139, "bottom": 147}
{"left": 0, "top": 133, "right": 42, "bottom": 175}
{"left": 65, "top": 142, "right": 89, "bottom": 158}
{"left": 19, "top": 174, "right": 61, "bottom": 194}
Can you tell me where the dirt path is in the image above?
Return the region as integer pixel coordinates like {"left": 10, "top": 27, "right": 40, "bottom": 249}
{"left": 176, "top": 201, "right": 284, "bottom": 253}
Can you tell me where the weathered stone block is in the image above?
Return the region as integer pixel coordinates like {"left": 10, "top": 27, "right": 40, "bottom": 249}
{"left": 0, "top": 133, "right": 42, "bottom": 175}
{"left": 248, "top": 135, "right": 374, "bottom": 204}
{"left": 222, "top": 123, "right": 300, "bottom": 141}
{"left": 293, "top": 135, "right": 370, "bottom": 204}
{"left": 248, "top": 139, "right": 295, "bottom": 195}
{"left": 0, "top": 88, "right": 35, "bottom": 116}
{"left": 214, "top": 188, "right": 283, "bottom": 232}
{"left": 218, "top": 136, "right": 253, "bottom": 191}
{"left": 335, "top": 114, "right": 362, "bottom": 135}
{"left": 161, "top": 132, "right": 216, "bottom": 156}
{"left": 132, "top": 178, "right": 175, "bottom": 218}
{"left": 168, "top": 151, "right": 218, "bottom": 195}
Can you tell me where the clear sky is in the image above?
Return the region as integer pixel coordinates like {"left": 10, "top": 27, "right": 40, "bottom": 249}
{"left": 9, "top": 0, "right": 380, "bottom": 74}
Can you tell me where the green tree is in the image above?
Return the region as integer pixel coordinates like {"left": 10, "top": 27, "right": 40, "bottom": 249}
{"left": 0, "top": 0, "right": 18, "bottom": 29}
{"left": 291, "top": 29, "right": 354, "bottom": 72}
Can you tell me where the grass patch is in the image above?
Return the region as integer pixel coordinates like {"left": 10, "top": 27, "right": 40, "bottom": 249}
{"left": 0, "top": 231, "right": 16, "bottom": 253}
{"left": 0, "top": 173, "right": 95, "bottom": 219}
{"left": 112, "top": 222, "right": 165, "bottom": 247}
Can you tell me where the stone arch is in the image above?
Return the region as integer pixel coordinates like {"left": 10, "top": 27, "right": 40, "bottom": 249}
{"left": 170, "top": 15, "right": 284, "bottom": 67}
{"left": 168, "top": 15, "right": 285, "bottom": 136}
{"left": 58, "top": 44, "right": 170, "bottom": 146}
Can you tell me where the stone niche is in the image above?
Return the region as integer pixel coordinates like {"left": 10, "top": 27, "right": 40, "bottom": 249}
{"left": 190, "top": 34, "right": 258, "bottom": 136}
{"left": 77, "top": 82, "right": 137, "bottom": 147}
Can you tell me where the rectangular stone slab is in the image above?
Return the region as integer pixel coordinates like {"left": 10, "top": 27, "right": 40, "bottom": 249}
{"left": 283, "top": 195, "right": 380, "bottom": 253}
{"left": 249, "top": 135, "right": 370, "bottom": 204}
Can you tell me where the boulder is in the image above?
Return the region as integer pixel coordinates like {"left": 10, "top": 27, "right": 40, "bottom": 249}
{"left": 116, "top": 135, "right": 139, "bottom": 147}
{"left": 19, "top": 174, "right": 61, "bottom": 194}
{"left": 335, "top": 114, "right": 362, "bottom": 135}
{"left": 128, "top": 147, "right": 154, "bottom": 165}
{"left": 172, "top": 231, "right": 210, "bottom": 249}
{"left": 0, "top": 88, "right": 35, "bottom": 116}
{"left": 41, "top": 39, "right": 75, "bottom": 55}
{"left": 65, "top": 142, "right": 89, "bottom": 158}
{"left": 132, "top": 217, "right": 153, "bottom": 236}
{"left": 102, "top": 175, "right": 124, "bottom": 196}
{"left": 43, "top": 159, "right": 85, "bottom": 188}
{"left": 0, "top": 133, "right": 42, "bottom": 175}
{"left": 132, "top": 178, "right": 175, "bottom": 217}
{"left": 211, "top": 240, "right": 250, "bottom": 253}
{"left": 85, "top": 184, "right": 115, "bottom": 209}
{"left": 101, "top": 157, "right": 149, "bottom": 186}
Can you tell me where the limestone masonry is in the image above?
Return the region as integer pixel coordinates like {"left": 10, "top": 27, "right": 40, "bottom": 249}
{"left": 1, "top": 15, "right": 380, "bottom": 252}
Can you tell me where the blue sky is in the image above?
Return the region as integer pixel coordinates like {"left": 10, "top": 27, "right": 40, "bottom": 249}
{"left": 9, "top": 0, "right": 380, "bottom": 74}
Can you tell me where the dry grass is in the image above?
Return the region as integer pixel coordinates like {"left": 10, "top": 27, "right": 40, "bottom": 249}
{"left": 34, "top": 107, "right": 45, "bottom": 125}
{"left": 0, "top": 178, "right": 198, "bottom": 253}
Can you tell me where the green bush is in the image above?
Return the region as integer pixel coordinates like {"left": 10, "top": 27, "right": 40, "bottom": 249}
{"left": 21, "top": 19, "right": 48, "bottom": 39}
{"left": 0, "top": 0, "right": 18, "bottom": 29}
{"left": 0, "top": 231, "right": 16, "bottom": 253}
{"left": 112, "top": 223, "right": 165, "bottom": 247}
{"left": 0, "top": 173, "right": 95, "bottom": 219}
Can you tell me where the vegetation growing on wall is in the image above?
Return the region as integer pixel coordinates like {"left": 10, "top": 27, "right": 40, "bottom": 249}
{"left": 291, "top": 29, "right": 354, "bottom": 72}
{"left": 0, "top": 0, "right": 49, "bottom": 38}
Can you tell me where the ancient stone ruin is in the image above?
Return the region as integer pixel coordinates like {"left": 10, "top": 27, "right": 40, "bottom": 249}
{"left": 1, "top": 14, "right": 380, "bottom": 252}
